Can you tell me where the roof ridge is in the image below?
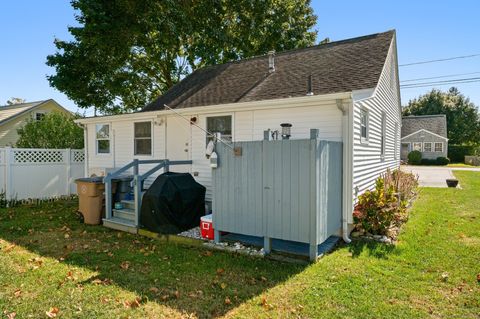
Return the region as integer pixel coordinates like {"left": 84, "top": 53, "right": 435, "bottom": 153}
{"left": 0, "top": 99, "right": 50, "bottom": 109}
{"left": 196, "top": 30, "right": 396, "bottom": 71}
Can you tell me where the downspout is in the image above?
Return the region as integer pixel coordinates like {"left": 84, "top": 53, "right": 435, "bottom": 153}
{"left": 336, "top": 99, "right": 352, "bottom": 243}
{"left": 76, "top": 122, "right": 89, "bottom": 177}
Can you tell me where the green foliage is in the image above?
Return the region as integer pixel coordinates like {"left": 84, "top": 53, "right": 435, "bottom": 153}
{"left": 16, "top": 112, "right": 84, "bottom": 149}
{"left": 408, "top": 150, "right": 422, "bottom": 165}
{"left": 420, "top": 158, "right": 437, "bottom": 165}
{"left": 354, "top": 169, "right": 418, "bottom": 235}
{"left": 436, "top": 156, "right": 450, "bottom": 166}
{"left": 403, "top": 87, "right": 480, "bottom": 145}
{"left": 47, "top": 0, "right": 318, "bottom": 114}
{"left": 448, "top": 144, "right": 479, "bottom": 163}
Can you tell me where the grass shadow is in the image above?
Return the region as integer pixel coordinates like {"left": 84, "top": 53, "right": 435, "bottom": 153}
{"left": 0, "top": 200, "right": 305, "bottom": 318}
{"left": 348, "top": 238, "right": 400, "bottom": 259}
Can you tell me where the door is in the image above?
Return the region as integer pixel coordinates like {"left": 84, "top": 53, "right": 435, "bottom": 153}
{"left": 166, "top": 116, "right": 191, "bottom": 172}
{"left": 401, "top": 143, "right": 410, "bottom": 160}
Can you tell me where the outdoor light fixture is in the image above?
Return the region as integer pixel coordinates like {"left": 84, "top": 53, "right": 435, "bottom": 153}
{"left": 280, "top": 123, "right": 292, "bottom": 140}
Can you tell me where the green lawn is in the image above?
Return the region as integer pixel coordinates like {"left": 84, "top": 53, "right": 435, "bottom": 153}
{"left": 448, "top": 163, "right": 478, "bottom": 168}
{"left": 1, "top": 172, "right": 479, "bottom": 318}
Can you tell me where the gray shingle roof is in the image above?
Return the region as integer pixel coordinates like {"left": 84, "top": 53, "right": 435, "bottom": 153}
{"left": 401, "top": 115, "right": 447, "bottom": 138}
{"left": 143, "top": 30, "right": 395, "bottom": 111}
{"left": 0, "top": 100, "right": 50, "bottom": 125}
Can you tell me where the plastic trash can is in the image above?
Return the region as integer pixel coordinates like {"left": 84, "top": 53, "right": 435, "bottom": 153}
{"left": 75, "top": 177, "right": 108, "bottom": 225}
{"left": 113, "top": 175, "right": 133, "bottom": 202}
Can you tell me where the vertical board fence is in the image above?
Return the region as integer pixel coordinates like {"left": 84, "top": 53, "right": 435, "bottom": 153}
{"left": 213, "top": 138, "right": 342, "bottom": 260}
{"left": 0, "top": 147, "right": 85, "bottom": 200}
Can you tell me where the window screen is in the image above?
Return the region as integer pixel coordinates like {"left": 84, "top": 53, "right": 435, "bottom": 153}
{"left": 206, "top": 116, "right": 232, "bottom": 144}
{"left": 96, "top": 124, "right": 110, "bottom": 154}
{"left": 134, "top": 122, "right": 152, "bottom": 155}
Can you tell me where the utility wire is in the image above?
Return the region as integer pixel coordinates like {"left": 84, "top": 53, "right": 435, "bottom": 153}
{"left": 401, "top": 76, "right": 480, "bottom": 87}
{"left": 401, "top": 79, "right": 480, "bottom": 89}
{"left": 399, "top": 53, "right": 480, "bottom": 67}
{"left": 401, "top": 71, "right": 480, "bottom": 83}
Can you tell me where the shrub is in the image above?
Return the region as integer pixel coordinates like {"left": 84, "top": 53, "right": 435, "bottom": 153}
{"left": 420, "top": 158, "right": 437, "bottom": 165}
{"left": 448, "top": 145, "right": 479, "bottom": 163}
{"left": 408, "top": 150, "right": 422, "bottom": 165}
{"left": 354, "top": 169, "right": 418, "bottom": 235}
{"left": 436, "top": 157, "right": 450, "bottom": 166}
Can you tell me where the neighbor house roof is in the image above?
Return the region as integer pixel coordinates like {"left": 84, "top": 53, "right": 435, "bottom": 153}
{"left": 143, "top": 30, "right": 395, "bottom": 112}
{"left": 401, "top": 115, "right": 447, "bottom": 138}
{"left": 0, "top": 100, "right": 50, "bottom": 125}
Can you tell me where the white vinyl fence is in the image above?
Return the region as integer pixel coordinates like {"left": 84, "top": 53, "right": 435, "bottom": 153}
{"left": 0, "top": 147, "right": 85, "bottom": 200}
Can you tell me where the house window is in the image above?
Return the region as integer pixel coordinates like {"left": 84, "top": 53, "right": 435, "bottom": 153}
{"left": 423, "top": 142, "right": 432, "bottom": 152}
{"left": 35, "top": 112, "right": 46, "bottom": 121}
{"left": 434, "top": 142, "right": 443, "bottom": 152}
{"left": 96, "top": 124, "right": 110, "bottom": 154}
{"left": 360, "top": 108, "right": 369, "bottom": 142}
{"left": 380, "top": 112, "right": 386, "bottom": 156}
{"left": 413, "top": 142, "right": 422, "bottom": 151}
{"left": 134, "top": 122, "right": 152, "bottom": 155}
{"left": 206, "top": 116, "right": 232, "bottom": 144}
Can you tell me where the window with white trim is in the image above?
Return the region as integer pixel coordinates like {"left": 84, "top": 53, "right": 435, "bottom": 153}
{"left": 96, "top": 124, "right": 110, "bottom": 154}
{"left": 423, "top": 142, "right": 432, "bottom": 152}
{"left": 206, "top": 116, "right": 232, "bottom": 145}
{"left": 134, "top": 122, "right": 152, "bottom": 155}
{"left": 380, "top": 112, "right": 386, "bottom": 156}
{"left": 360, "top": 108, "right": 369, "bottom": 142}
{"left": 434, "top": 142, "right": 443, "bottom": 152}
{"left": 413, "top": 142, "right": 422, "bottom": 151}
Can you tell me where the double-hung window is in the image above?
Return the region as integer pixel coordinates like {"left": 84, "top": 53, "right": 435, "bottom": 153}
{"left": 134, "top": 122, "right": 152, "bottom": 155}
{"left": 413, "top": 142, "right": 422, "bottom": 152}
{"left": 206, "top": 116, "right": 232, "bottom": 144}
{"left": 360, "top": 108, "right": 369, "bottom": 142}
{"left": 96, "top": 124, "right": 110, "bottom": 154}
{"left": 434, "top": 142, "right": 443, "bottom": 152}
{"left": 423, "top": 142, "right": 432, "bottom": 152}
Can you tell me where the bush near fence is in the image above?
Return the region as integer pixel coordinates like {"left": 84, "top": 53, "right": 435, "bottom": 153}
{"left": 448, "top": 145, "right": 479, "bottom": 163}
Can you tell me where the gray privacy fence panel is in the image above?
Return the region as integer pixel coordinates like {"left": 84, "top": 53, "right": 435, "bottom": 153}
{"left": 213, "top": 139, "right": 342, "bottom": 245}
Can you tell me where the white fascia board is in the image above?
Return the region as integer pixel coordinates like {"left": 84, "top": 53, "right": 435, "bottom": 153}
{"left": 351, "top": 88, "right": 376, "bottom": 102}
{"left": 401, "top": 129, "right": 449, "bottom": 141}
{"left": 75, "top": 91, "right": 352, "bottom": 125}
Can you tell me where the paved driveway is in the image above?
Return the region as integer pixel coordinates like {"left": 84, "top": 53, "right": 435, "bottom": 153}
{"left": 400, "top": 165, "right": 480, "bottom": 188}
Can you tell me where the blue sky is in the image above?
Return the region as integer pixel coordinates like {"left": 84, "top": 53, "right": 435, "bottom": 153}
{"left": 0, "top": 1, "right": 479, "bottom": 114}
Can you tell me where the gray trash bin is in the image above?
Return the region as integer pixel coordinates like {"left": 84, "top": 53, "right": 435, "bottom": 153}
{"left": 113, "top": 175, "right": 134, "bottom": 202}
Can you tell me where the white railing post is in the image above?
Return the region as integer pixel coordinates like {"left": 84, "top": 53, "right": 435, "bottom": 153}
{"left": 65, "top": 149, "right": 71, "bottom": 195}
{"left": 5, "top": 147, "right": 12, "bottom": 201}
{"left": 105, "top": 174, "right": 112, "bottom": 220}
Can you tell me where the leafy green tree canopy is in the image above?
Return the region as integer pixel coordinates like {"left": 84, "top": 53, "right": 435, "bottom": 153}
{"left": 47, "top": 0, "right": 318, "bottom": 115}
{"left": 403, "top": 87, "right": 480, "bottom": 145}
{"left": 16, "top": 112, "right": 84, "bottom": 149}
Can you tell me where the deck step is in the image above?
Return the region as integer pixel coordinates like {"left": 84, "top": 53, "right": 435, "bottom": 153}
{"left": 103, "top": 217, "right": 137, "bottom": 234}
{"left": 120, "top": 200, "right": 135, "bottom": 210}
{"left": 113, "top": 208, "right": 135, "bottom": 221}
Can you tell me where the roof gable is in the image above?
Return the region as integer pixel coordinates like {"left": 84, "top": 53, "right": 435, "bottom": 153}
{"left": 401, "top": 115, "right": 447, "bottom": 138}
{"left": 143, "top": 30, "right": 395, "bottom": 111}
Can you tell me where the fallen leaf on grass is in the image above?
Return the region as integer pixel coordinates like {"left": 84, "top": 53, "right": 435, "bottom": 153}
{"left": 123, "top": 298, "right": 141, "bottom": 309}
{"left": 477, "top": 273, "right": 480, "bottom": 283}
{"left": 46, "top": 307, "right": 59, "bottom": 318}
{"left": 441, "top": 272, "right": 449, "bottom": 282}
{"left": 174, "top": 290, "right": 180, "bottom": 299}
{"left": 149, "top": 287, "right": 159, "bottom": 293}
{"left": 224, "top": 297, "right": 231, "bottom": 305}
{"left": 216, "top": 268, "right": 225, "bottom": 275}
{"left": 92, "top": 278, "right": 112, "bottom": 286}
{"left": 5, "top": 312, "right": 16, "bottom": 319}
{"left": 220, "top": 283, "right": 227, "bottom": 290}
{"left": 4, "top": 244, "right": 16, "bottom": 253}
{"left": 120, "top": 261, "right": 130, "bottom": 270}
{"left": 202, "top": 250, "right": 213, "bottom": 257}
{"left": 13, "top": 289, "right": 22, "bottom": 298}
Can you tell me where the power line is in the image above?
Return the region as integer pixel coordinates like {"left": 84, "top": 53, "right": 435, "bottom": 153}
{"left": 401, "top": 71, "right": 480, "bottom": 83}
{"left": 401, "top": 76, "right": 480, "bottom": 87}
{"left": 401, "top": 79, "right": 480, "bottom": 89}
{"left": 399, "top": 53, "right": 480, "bottom": 67}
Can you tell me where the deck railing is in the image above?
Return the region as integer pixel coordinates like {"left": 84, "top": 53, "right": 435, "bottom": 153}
{"left": 103, "top": 159, "right": 193, "bottom": 227}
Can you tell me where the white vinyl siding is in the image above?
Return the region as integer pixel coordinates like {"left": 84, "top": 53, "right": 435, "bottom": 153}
{"left": 352, "top": 36, "right": 401, "bottom": 222}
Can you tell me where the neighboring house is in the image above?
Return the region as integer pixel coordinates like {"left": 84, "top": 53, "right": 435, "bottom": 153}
{"left": 0, "top": 99, "right": 71, "bottom": 147}
{"left": 401, "top": 115, "right": 448, "bottom": 160}
{"left": 76, "top": 30, "right": 401, "bottom": 239}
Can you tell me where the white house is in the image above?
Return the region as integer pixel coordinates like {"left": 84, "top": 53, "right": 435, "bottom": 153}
{"left": 76, "top": 30, "right": 401, "bottom": 242}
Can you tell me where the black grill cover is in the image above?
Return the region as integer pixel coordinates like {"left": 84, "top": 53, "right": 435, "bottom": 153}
{"left": 140, "top": 172, "right": 206, "bottom": 234}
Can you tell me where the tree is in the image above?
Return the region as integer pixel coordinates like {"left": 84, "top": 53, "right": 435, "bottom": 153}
{"left": 16, "top": 112, "right": 84, "bottom": 149}
{"left": 403, "top": 87, "right": 480, "bottom": 145}
{"left": 6, "top": 97, "right": 26, "bottom": 105}
{"left": 47, "top": 0, "right": 317, "bottom": 114}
